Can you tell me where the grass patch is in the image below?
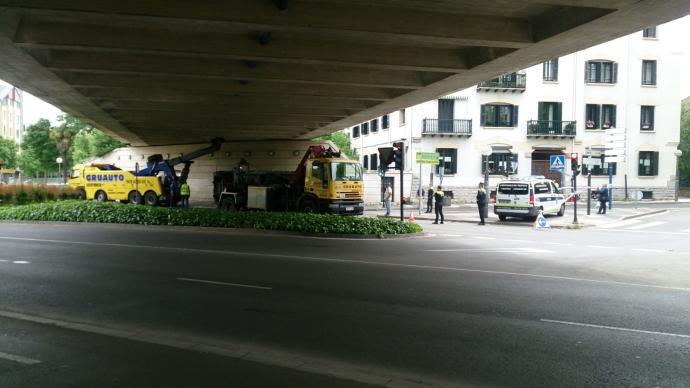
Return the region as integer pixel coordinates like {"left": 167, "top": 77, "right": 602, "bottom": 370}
{"left": 0, "top": 200, "right": 422, "bottom": 235}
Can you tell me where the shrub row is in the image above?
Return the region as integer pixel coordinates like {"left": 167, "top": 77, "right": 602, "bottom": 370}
{"left": 0, "top": 184, "right": 80, "bottom": 206}
{"left": 0, "top": 200, "right": 422, "bottom": 235}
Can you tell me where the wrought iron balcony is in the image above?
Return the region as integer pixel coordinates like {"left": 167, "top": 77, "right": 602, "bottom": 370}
{"left": 477, "top": 73, "right": 526, "bottom": 93}
{"left": 527, "top": 120, "right": 576, "bottom": 138}
{"left": 422, "top": 118, "right": 472, "bottom": 137}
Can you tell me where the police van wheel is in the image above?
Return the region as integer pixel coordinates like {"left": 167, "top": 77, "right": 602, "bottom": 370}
{"left": 498, "top": 215, "right": 507, "bottom": 221}
{"left": 144, "top": 191, "right": 158, "bottom": 206}
{"left": 95, "top": 191, "right": 107, "bottom": 202}
{"left": 557, "top": 203, "right": 565, "bottom": 216}
{"left": 220, "top": 196, "right": 236, "bottom": 211}
{"left": 128, "top": 191, "right": 142, "bottom": 205}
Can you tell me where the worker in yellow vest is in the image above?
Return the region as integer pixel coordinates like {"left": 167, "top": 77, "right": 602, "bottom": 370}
{"left": 180, "top": 180, "right": 190, "bottom": 208}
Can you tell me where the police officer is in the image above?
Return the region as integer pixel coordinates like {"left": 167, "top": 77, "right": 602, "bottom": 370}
{"left": 433, "top": 185, "right": 444, "bottom": 224}
{"left": 180, "top": 180, "right": 191, "bottom": 208}
{"left": 476, "top": 182, "right": 487, "bottom": 225}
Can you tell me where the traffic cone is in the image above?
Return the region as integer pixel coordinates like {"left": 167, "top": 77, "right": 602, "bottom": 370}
{"left": 408, "top": 211, "right": 416, "bottom": 222}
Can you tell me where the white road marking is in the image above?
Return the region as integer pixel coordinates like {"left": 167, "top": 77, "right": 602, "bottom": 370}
{"left": 541, "top": 319, "right": 690, "bottom": 339}
{"left": 632, "top": 248, "right": 667, "bottom": 253}
{"left": 1, "top": 235, "right": 688, "bottom": 293}
{"left": 426, "top": 247, "right": 553, "bottom": 253}
{"left": 0, "top": 259, "right": 7, "bottom": 262}
{"left": 0, "top": 351, "right": 41, "bottom": 365}
{"left": 507, "top": 239, "right": 530, "bottom": 243}
{"left": 176, "top": 277, "right": 272, "bottom": 290}
{"left": 595, "top": 219, "right": 642, "bottom": 229}
{"left": 543, "top": 242, "right": 572, "bottom": 246}
{"left": 626, "top": 221, "right": 666, "bottom": 230}
{"left": 472, "top": 236, "right": 496, "bottom": 240}
{"left": 12, "top": 261, "right": 30, "bottom": 264}
{"left": 440, "top": 234, "right": 464, "bottom": 237}
{"left": 586, "top": 245, "right": 615, "bottom": 249}
{"left": 682, "top": 229, "right": 690, "bottom": 233}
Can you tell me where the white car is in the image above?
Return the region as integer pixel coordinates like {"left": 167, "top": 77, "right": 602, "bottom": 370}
{"left": 493, "top": 176, "right": 566, "bottom": 221}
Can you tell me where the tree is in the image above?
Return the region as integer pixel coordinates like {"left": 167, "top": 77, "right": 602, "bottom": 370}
{"left": 70, "top": 127, "right": 125, "bottom": 163}
{"left": 20, "top": 119, "right": 59, "bottom": 177}
{"left": 680, "top": 98, "right": 690, "bottom": 187}
{"left": 312, "top": 131, "right": 358, "bottom": 160}
{"left": 0, "top": 137, "right": 19, "bottom": 168}
{"left": 50, "top": 114, "right": 88, "bottom": 167}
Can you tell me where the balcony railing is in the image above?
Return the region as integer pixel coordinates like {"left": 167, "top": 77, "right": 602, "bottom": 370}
{"left": 422, "top": 118, "right": 472, "bottom": 136}
{"left": 477, "top": 73, "right": 526, "bottom": 92}
{"left": 527, "top": 120, "right": 576, "bottom": 138}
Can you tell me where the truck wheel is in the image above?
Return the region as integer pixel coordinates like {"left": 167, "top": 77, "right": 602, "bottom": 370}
{"left": 299, "top": 199, "right": 317, "bottom": 213}
{"left": 144, "top": 191, "right": 158, "bottom": 206}
{"left": 557, "top": 203, "right": 565, "bottom": 216}
{"left": 498, "top": 215, "right": 507, "bottom": 221}
{"left": 95, "top": 190, "right": 107, "bottom": 202}
{"left": 128, "top": 191, "right": 142, "bottom": 205}
{"left": 77, "top": 189, "right": 86, "bottom": 200}
{"left": 220, "top": 196, "right": 236, "bottom": 211}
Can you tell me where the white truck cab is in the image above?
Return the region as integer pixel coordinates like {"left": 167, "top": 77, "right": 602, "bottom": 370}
{"left": 493, "top": 176, "right": 566, "bottom": 221}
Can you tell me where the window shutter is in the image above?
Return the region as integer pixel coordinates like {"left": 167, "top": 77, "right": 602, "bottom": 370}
{"left": 554, "top": 58, "right": 559, "bottom": 81}
{"left": 611, "top": 105, "right": 617, "bottom": 127}
{"left": 595, "top": 105, "right": 601, "bottom": 127}
{"left": 451, "top": 149, "right": 458, "bottom": 174}
{"left": 652, "top": 61, "right": 657, "bottom": 85}
{"left": 652, "top": 152, "right": 659, "bottom": 175}
{"left": 511, "top": 105, "right": 519, "bottom": 127}
{"left": 613, "top": 63, "right": 618, "bottom": 83}
{"left": 555, "top": 103, "right": 562, "bottom": 122}
{"left": 650, "top": 106, "right": 655, "bottom": 129}
{"left": 538, "top": 102, "right": 545, "bottom": 121}
{"left": 480, "top": 105, "right": 487, "bottom": 126}
{"left": 584, "top": 61, "right": 589, "bottom": 82}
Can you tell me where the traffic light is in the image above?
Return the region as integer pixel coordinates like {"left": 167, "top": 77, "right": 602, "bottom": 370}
{"left": 393, "top": 142, "right": 404, "bottom": 171}
{"left": 570, "top": 152, "right": 580, "bottom": 176}
{"left": 378, "top": 147, "right": 394, "bottom": 168}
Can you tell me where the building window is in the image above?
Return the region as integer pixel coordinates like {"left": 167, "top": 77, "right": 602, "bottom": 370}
{"left": 370, "top": 153, "right": 378, "bottom": 171}
{"left": 436, "top": 148, "right": 458, "bottom": 175}
{"left": 482, "top": 152, "right": 518, "bottom": 175}
{"left": 601, "top": 105, "right": 617, "bottom": 129}
{"left": 585, "top": 60, "right": 617, "bottom": 84}
{"left": 382, "top": 114, "right": 389, "bottom": 129}
{"left": 370, "top": 119, "right": 378, "bottom": 133}
{"left": 480, "top": 104, "right": 518, "bottom": 127}
{"left": 643, "top": 26, "right": 657, "bottom": 38}
{"left": 537, "top": 102, "right": 562, "bottom": 122}
{"left": 642, "top": 60, "right": 657, "bottom": 86}
{"left": 582, "top": 153, "right": 617, "bottom": 176}
{"left": 543, "top": 58, "right": 558, "bottom": 81}
{"left": 399, "top": 109, "right": 406, "bottom": 126}
{"left": 641, "top": 106, "right": 655, "bottom": 130}
{"left": 585, "top": 104, "right": 601, "bottom": 129}
{"left": 361, "top": 121, "right": 369, "bottom": 135}
{"left": 638, "top": 151, "right": 659, "bottom": 176}
{"left": 363, "top": 154, "right": 369, "bottom": 170}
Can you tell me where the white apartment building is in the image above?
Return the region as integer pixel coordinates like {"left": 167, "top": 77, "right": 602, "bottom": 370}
{"left": 0, "top": 84, "right": 24, "bottom": 144}
{"left": 344, "top": 23, "right": 683, "bottom": 204}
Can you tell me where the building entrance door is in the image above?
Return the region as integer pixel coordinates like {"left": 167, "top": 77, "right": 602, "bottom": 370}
{"left": 531, "top": 150, "right": 563, "bottom": 186}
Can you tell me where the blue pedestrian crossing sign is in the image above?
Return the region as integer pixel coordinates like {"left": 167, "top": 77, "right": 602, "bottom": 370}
{"left": 549, "top": 155, "right": 566, "bottom": 171}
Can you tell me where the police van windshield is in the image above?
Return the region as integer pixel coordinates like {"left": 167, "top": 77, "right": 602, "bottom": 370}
{"left": 498, "top": 183, "right": 529, "bottom": 195}
{"left": 331, "top": 162, "right": 362, "bottom": 181}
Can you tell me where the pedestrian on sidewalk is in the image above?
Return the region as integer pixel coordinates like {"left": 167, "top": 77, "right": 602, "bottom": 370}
{"left": 433, "top": 185, "right": 444, "bottom": 224}
{"left": 384, "top": 183, "right": 393, "bottom": 216}
{"left": 476, "top": 182, "right": 487, "bottom": 225}
{"left": 597, "top": 184, "right": 609, "bottom": 214}
{"left": 426, "top": 185, "right": 434, "bottom": 213}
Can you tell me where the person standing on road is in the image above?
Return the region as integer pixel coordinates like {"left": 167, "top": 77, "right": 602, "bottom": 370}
{"left": 597, "top": 183, "right": 608, "bottom": 214}
{"left": 384, "top": 183, "right": 393, "bottom": 216}
{"left": 426, "top": 185, "right": 434, "bottom": 213}
{"left": 180, "top": 180, "right": 191, "bottom": 208}
{"left": 476, "top": 182, "right": 487, "bottom": 225}
{"left": 433, "top": 185, "right": 444, "bottom": 224}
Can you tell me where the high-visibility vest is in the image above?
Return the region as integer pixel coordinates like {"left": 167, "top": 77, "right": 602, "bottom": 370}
{"left": 180, "top": 183, "right": 190, "bottom": 196}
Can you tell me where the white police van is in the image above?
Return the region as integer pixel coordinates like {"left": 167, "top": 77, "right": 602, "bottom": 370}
{"left": 493, "top": 176, "right": 566, "bottom": 221}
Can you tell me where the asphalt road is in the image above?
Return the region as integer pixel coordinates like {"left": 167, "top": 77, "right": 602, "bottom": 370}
{"left": 1, "top": 207, "right": 690, "bottom": 387}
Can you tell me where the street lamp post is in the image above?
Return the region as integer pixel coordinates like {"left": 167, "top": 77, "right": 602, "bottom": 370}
{"left": 675, "top": 149, "right": 683, "bottom": 202}
{"left": 56, "top": 157, "right": 63, "bottom": 183}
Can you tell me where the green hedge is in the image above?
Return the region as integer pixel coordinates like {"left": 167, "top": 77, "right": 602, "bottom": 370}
{"left": 0, "top": 201, "right": 422, "bottom": 235}
{"left": 0, "top": 184, "right": 80, "bottom": 206}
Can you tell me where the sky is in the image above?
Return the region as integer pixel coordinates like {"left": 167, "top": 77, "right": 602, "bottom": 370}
{"left": 2, "top": 15, "right": 690, "bottom": 129}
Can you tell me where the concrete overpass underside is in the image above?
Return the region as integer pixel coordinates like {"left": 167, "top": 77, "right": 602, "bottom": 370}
{"left": 0, "top": 0, "right": 688, "bottom": 146}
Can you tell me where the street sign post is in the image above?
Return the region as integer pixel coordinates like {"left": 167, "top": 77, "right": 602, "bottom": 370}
{"left": 549, "top": 155, "right": 566, "bottom": 171}
{"left": 604, "top": 128, "right": 626, "bottom": 210}
{"left": 416, "top": 152, "right": 440, "bottom": 165}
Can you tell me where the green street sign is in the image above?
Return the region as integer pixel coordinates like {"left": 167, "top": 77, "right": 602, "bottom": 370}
{"left": 416, "top": 152, "right": 440, "bottom": 165}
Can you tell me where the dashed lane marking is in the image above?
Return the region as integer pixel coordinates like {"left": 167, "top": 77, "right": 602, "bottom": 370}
{"left": 427, "top": 247, "right": 553, "bottom": 253}
{"left": 586, "top": 245, "right": 615, "bottom": 249}
{"left": 626, "top": 221, "right": 666, "bottom": 230}
{"left": 541, "top": 319, "right": 690, "bottom": 339}
{"left": 472, "top": 236, "right": 496, "bottom": 240}
{"left": 176, "top": 277, "right": 272, "bottom": 290}
{"left": 632, "top": 248, "right": 667, "bottom": 253}
{"left": 0, "top": 351, "right": 41, "bottom": 365}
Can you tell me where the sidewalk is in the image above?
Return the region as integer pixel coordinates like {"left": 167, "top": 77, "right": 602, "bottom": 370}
{"left": 368, "top": 203, "right": 669, "bottom": 228}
